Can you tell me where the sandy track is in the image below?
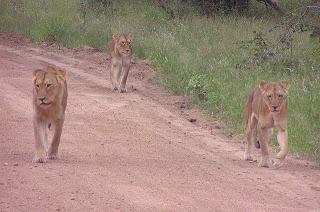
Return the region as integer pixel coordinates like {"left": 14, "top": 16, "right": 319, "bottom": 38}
{"left": 0, "top": 34, "right": 319, "bottom": 211}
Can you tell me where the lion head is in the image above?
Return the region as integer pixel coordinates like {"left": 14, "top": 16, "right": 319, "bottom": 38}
{"left": 112, "top": 33, "right": 133, "bottom": 56}
{"left": 259, "top": 80, "right": 289, "bottom": 113}
{"left": 33, "top": 65, "right": 67, "bottom": 109}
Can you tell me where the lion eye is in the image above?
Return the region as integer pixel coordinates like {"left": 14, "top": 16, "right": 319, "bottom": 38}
{"left": 267, "top": 95, "right": 272, "bottom": 98}
{"left": 36, "top": 84, "right": 40, "bottom": 88}
{"left": 46, "top": 84, "right": 52, "bottom": 88}
{"left": 121, "top": 42, "right": 125, "bottom": 45}
{"left": 278, "top": 94, "right": 283, "bottom": 98}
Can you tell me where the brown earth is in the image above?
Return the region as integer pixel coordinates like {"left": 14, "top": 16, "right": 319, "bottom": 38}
{"left": 0, "top": 33, "right": 319, "bottom": 211}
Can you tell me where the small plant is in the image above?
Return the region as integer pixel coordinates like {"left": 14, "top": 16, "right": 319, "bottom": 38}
{"left": 187, "top": 74, "right": 209, "bottom": 100}
{"left": 239, "top": 30, "right": 272, "bottom": 65}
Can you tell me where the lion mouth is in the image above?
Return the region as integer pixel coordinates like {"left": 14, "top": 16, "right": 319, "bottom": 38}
{"left": 39, "top": 102, "right": 52, "bottom": 107}
{"left": 121, "top": 51, "right": 131, "bottom": 55}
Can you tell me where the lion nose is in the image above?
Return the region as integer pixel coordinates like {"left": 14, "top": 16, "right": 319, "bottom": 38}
{"left": 39, "top": 97, "right": 45, "bottom": 102}
{"left": 272, "top": 106, "right": 278, "bottom": 110}
{"left": 126, "top": 49, "right": 130, "bottom": 52}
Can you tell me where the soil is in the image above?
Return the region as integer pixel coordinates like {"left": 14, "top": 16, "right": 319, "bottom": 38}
{"left": 0, "top": 33, "right": 319, "bottom": 211}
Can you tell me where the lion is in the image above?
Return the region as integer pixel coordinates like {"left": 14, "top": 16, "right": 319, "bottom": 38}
{"left": 109, "top": 33, "right": 133, "bottom": 93}
{"left": 244, "top": 80, "right": 289, "bottom": 168}
{"left": 32, "top": 65, "right": 68, "bottom": 163}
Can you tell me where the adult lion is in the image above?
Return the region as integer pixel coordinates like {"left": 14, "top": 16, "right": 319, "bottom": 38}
{"left": 244, "top": 80, "right": 289, "bottom": 168}
{"left": 32, "top": 65, "right": 68, "bottom": 163}
{"left": 109, "top": 33, "right": 133, "bottom": 93}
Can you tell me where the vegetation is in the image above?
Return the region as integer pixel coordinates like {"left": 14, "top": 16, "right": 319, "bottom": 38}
{"left": 0, "top": 0, "right": 319, "bottom": 161}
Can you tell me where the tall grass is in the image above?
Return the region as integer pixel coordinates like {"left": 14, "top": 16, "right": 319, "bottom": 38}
{"left": 0, "top": 0, "right": 319, "bottom": 161}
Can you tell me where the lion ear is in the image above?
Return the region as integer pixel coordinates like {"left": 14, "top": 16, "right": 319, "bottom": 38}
{"left": 280, "top": 81, "right": 289, "bottom": 91}
{"left": 47, "top": 64, "right": 57, "bottom": 72}
{"left": 47, "top": 65, "right": 67, "bottom": 82}
{"left": 32, "top": 69, "right": 43, "bottom": 83}
{"left": 112, "top": 34, "right": 119, "bottom": 41}
{"left": 56, "top": 69, "right": 67, "bottom": 82}
{"left": 259, "top": 80, "right": 268, "bottom": 92}
{"left": 126, "top": 33, "right": 133, "bottom": 41}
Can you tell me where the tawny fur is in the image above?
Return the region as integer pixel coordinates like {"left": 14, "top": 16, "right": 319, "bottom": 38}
{"left": 244, "top": 80, "right": 289, "bottom": 168}
{"left": 109, "top": 33, "right": 133, "bottom": 93}
{"left": 32, "top": 65, "right": 68, "bottom": 163}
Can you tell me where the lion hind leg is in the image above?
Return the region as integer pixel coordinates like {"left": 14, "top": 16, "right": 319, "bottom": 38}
{"left": 256, "top": 128, "right": 273, "bottom": 148}
{"left": 255, "top": 140, "right": 260, "bottom": 149}
{"left": 257, "top": 127, "right": 273, "bottom": 167}
{"left": 47, "top": 118, "right": 64, "bottom": 160}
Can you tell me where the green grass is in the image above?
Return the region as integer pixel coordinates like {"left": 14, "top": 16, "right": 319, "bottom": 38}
{"left": 0, "top": 0, "right": 319, "bottom": 162}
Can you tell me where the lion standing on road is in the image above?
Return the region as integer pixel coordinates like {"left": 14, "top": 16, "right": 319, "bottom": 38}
{"left": 244, "top": 80, "right": 289, "bottom": 168}
{"left": 32, "top": 65, "right": 68, "bottom": 163}
{"left": 109, "top": 33, "right": 133, "bottom": 93}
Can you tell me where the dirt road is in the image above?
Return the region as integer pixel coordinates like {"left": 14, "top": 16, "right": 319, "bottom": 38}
{"left": 0, "top": 33, "right": 319, "bottom": 211}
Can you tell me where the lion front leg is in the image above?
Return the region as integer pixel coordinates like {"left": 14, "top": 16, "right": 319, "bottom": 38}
{"left": 257, "top": 127, "right": 273, "bottom": 167}
{"left": 264, "top": 128, "right": 288, "bottom": 169}
{"left": 32, "top": 120, "right": 47, "bottom": 163}
{"left": 244, "top": 114, "right": 257, "bottom": 161}
{"left": 274, "top": 129, "right": 288, "bottom": 166}
{"left": 119, "top": 57, "right": 131, "bottom": 93}
{"left": 47, "top": 117, "right": 64, "bottom": 160}
{"left": 110, "top": 58, "right": 122, "bottom": 91}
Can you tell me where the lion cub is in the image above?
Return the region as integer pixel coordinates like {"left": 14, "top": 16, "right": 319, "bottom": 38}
{"left": 32, "top": 65, "right": 68, "bottom": 163}
{"left": 110, "top": 33, "right": 133, "bottom": 93}
{"left": 244, "top": 80, "right": 289, "bottom": 168}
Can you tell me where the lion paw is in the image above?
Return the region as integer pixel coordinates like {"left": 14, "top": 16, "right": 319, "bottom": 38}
{"left": 47, "top": 153, "right": 60, "bottom": 160}
{"left": 258, "top": 158, "right": 273, "bottom": 168}
{"left": 32, "top": 155, "right": 47, "bottom": 163}
{"left": 271, "top": 159, "right": 283, "bottom": 169}
{"left": 119, "top": 88, "right": 127, "bottom": 93}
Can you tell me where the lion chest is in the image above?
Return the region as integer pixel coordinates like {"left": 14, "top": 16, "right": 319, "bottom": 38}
{"left": 256, "top": 112, "right": 286, "bottom": 130}
{"left": 257, "top": 113, "right": 274, "bottom": 129}
{"left": 34, "top": 101, "right": 65, "bottom": 123}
